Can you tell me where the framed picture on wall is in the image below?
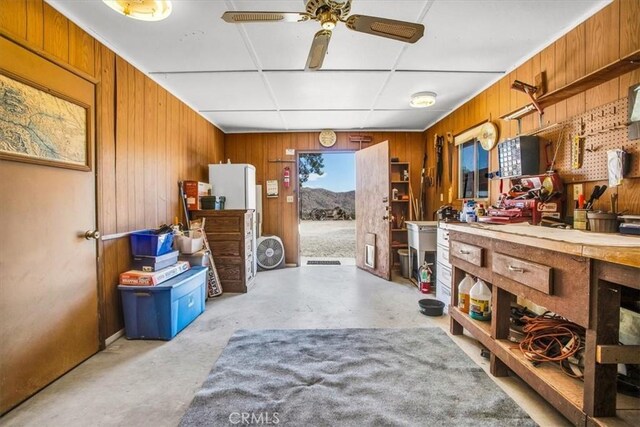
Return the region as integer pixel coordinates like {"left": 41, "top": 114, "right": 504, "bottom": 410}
{"left": 0, "top": 70, "right": 91, "bottom": 171}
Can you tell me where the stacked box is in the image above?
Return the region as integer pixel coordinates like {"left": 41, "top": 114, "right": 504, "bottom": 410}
{"left": 132, "top": 250, "right": 179, "bottom": 272}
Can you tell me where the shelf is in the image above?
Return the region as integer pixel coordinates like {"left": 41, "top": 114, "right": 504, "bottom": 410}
{"left": 390, "top": 162, "right": 409, "bottom": 165}
{"left": 391, "top": 243, "right": 408, "bottom": 249}
{"left": 391, "top": 181, "right": 410, "bottom": 184}
{"left": 451, "top": 306, "right": 640, "bottom": 426}
{"left": 449, "top": 307, "right": 493, "bottom": 348}
{"left": 450, "top": 307, "right": 585, "bottom": 424}
{"left": 501, "top": 49, "right": 640, "bottom": 121}
{"left": 391, "top": 200, "right": 409, "bottom": 203}
{"left": 391, "top": 228, "right": 407, "bottom": 231}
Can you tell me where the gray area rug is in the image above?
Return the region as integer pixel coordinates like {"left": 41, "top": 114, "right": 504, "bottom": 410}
{"left": 180, "top": 328, "right": 537, "bottom": 426}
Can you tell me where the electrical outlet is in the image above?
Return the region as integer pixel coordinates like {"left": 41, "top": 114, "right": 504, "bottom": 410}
{"left": 573, "top": 183, "right": 583, "bottom": 200}
{"left": 285, "top": 148, "right": 295, "bottom": 156}
{"left": 286, "top": 196, "right": 294, "bottom": 203}
{"left": 440, "top": 193, "right": 443, "bottom": 202}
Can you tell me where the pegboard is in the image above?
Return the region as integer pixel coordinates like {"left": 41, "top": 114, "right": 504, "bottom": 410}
{"left": 531, "top": 97, "right": 639, "bottom": 182}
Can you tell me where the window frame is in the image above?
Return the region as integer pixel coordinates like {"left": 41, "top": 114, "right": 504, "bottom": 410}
{"left": 457, "top": 138, "right": 490, "bottom": 201}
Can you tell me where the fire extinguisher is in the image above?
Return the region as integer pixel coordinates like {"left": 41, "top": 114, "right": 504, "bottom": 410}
{"left": 419, "top": 262, "right": 433, "bottom": 294}
{"left": 283, "top": 166, "right": 291, "bottom": 189}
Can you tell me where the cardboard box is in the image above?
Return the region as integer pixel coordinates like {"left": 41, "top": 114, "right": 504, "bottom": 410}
{"left": 119, "top": 261, "right": 190, "bottom": 286}
{"left": 184, "top": 181, "right": 211, "bottom": 210}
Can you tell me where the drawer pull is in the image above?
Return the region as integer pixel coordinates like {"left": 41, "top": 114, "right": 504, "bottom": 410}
{"left": 508, "top": 265, "right": 525, "bottom": 273}
{"left": 459, "top": 249, "right": 470, "bottom": 255}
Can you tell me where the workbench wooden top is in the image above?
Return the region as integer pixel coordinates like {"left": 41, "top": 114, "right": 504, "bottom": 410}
{"left": 442, "top": 222, "right": 640, "bottom": 268}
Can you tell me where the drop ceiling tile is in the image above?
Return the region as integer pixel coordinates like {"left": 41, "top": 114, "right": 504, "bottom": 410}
{"left": 375, "top": 71, "right": 497, "bottom": 110}
{"left": 397, "top": 0, "right": 610, "bottom": 71}
{"left": 50, "top": 0, "right": 256, "bottom": 72}
{"left": 238, "top": 1, "right": 426, "bottom": 70}
{"left": 364, "top": 109, "right": 446, "bottom": 130}
{"left": 155, "top": 72, "right": 276, "bottom": 111}
{"left": 265, "top": 71, "right": 388, "bottom": 110}
{"left": 203, "top": 111, "right": 285, "bottom": 133}
{"left": 280, "top": 110, "right": 370, "bottom": 130}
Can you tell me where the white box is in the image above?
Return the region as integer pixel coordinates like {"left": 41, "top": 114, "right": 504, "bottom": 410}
{"left": 175, "top": 231, "right": 204, "bottom": 254}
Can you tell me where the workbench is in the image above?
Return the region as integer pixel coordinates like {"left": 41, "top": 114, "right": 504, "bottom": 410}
{"left": 443, "top": 223, "right": 640, "bottom": 426}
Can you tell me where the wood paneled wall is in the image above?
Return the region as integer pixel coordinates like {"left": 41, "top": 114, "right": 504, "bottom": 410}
{"left": 224, "top": 132, "right": 425, "bottom": 265}
{"left": 424, "top": 0, "right": 640, "bottom": 216}
{"left": 0, "top": 0, "right": 225, "bottom": 339}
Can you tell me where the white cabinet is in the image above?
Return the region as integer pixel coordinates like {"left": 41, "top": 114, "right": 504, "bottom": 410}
{"left": 436, "top": 225, "right": 452, "bottom": 311}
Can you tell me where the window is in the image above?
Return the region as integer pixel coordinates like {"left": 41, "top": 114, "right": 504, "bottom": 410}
{"left": 458, "top": 139, "right": 489, "bottom": 199}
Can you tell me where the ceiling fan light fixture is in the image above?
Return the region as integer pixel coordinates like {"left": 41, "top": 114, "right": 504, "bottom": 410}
{"left": 102, "top": 0, "right": 172, "bottom": 22}
{"left": 410, "top": 91, "right": 437, "bottom": 108}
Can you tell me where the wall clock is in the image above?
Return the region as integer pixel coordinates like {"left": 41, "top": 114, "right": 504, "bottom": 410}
{"left": 319, "top": 129, "right": 337, "bottom": 148}
{"left": 478, "top": 122, "right": 498, "bottom": 151}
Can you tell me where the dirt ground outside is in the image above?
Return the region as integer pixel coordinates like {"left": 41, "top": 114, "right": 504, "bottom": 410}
{"left": 299, "top": 220, "right": 355, "bottom": 258}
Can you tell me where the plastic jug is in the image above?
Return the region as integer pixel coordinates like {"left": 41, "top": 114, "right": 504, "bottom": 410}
{"left": 469, "top": 278, "right": 492, "bottom": 321}
{"left": 457, "top": 274, "right": 474, "bottom": 313}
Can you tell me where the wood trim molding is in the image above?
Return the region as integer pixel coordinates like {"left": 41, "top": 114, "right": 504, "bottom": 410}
{"left": 0, "top": 30, "right": 99, "bottom": 84}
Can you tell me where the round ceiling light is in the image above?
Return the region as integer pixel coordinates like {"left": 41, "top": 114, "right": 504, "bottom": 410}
{"left": 102, "top": 0, "right": 172, "bottom": 22}
{"left": 409, "top": 91, "right": 437, "bottom": 108}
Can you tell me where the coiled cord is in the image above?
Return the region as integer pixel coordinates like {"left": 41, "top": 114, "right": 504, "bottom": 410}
{"left": 519, "top": 312, "right": 585, "bottom": 378}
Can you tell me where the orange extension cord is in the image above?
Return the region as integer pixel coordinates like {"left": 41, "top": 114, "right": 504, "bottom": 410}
{"left": 519, "top": 312, "right": 585, "bottom": 378}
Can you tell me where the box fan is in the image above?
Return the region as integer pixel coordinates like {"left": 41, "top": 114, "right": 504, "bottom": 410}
{"left": 256, "top": 236, "right": 285, "bottom": 270}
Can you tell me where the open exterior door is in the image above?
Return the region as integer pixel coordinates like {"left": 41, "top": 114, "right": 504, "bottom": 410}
{"left": 355, "top": 141, "right": 391, "bottom": 280}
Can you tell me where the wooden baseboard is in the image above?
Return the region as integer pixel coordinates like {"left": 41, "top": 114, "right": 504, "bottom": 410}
{"left": 105, "top": 329, "right": 124, "bottom": 346}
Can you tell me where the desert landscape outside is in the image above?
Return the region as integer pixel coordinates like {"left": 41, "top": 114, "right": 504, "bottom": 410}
{"left": 299, "top": 152, "right": 355, "bottom": 260}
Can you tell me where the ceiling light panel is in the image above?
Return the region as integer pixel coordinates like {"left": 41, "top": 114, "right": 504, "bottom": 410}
{"left": 203, "top": 111, "right": 285, "bottom": 133}
{"left": 397, "top": 0, "right": 610, "bottom": 71}
{"left": 280, "top": 110, "right": 370, "bottom": 130}
{"left": 375, "top": 71, "right": 496, "bottom": 111}
{"left": 157, "top": 72, "right": 276, "bottom": 111}
{"left": 265, "top": 71, "right": 388, "bottom": 110}
{"left": 50, "top": 0, "right": 256, "bottom": 71}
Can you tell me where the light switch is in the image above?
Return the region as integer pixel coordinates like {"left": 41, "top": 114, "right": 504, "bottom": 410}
{"left": 573, "top": 183, "right": 583, "bottom": 200}
{"left": 286, "top": 196, "right": 294, "bottom": 203}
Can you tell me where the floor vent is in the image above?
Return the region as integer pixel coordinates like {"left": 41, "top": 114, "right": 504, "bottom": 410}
{"left": 307, "top": 260, "right": 341, "bottom": 265}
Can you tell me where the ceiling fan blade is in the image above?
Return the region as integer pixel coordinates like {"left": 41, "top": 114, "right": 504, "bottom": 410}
{"left": 305, "top": 30, "right": 332, "bottom": 71}
{"left": 222, "top": 11, "right": 311, "bottom": 23}
{"left": 345, "top": 15, "right": 424, "bottom": 43}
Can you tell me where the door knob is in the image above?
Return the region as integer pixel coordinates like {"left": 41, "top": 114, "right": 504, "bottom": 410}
{"left": 382, "top": 215, "right": 389, "bottom": 221}
{"left": 84, "top": 230, "right": 101, "bottom": 240}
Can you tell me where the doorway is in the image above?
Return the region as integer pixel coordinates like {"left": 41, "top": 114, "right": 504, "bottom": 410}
{"left": 298, "top": 152, "right": 356, "bottom": 265}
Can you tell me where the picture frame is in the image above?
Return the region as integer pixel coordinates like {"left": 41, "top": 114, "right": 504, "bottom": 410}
{"left": 0, "top": 69, "right": 91, "bottom": 171}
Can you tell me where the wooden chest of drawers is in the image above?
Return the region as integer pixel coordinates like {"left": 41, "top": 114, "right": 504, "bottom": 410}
{"left": 191, "top": 210, "right": 255, "bottom": 293}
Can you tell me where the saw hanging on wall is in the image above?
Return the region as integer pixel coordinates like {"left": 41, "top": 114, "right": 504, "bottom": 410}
{"left": 222, "top": 0, "right": 425, "bottom": 71}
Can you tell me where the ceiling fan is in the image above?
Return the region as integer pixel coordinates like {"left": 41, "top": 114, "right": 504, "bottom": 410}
{"left": 222, "top": 0, "right": 425, "bottom": 71}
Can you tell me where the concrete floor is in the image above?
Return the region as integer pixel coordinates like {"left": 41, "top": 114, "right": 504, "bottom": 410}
{"left": 2, "top": 266, "right": 569, "bottom": 427}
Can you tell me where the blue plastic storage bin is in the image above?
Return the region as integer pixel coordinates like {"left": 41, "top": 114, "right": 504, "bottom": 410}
{"left": 118, "top": 267, "right": 207, "bottom": 340}
{"left": 130, "top": 230, "right": 174, "bottom": 256}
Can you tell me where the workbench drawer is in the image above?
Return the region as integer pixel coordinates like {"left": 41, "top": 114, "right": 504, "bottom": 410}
{"left": 450, "top": 240, "right": 483, "bottom": 267}
{"left": 437, "top": 261, "right": 452, "bottom": 287}
{"left": 492, "top": 253, "right": 553, "bottom": 295}
{"left": 437, "top": 244, "right": 450, "bottom": 266}
{"left": 437, "top": 228, "right": 449, "bottom": 245}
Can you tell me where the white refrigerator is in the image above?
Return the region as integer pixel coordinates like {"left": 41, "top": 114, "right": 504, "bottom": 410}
{"left": 208, "top": 163, "right": 256, "bottom": 210}
{"left": 208, "top": 163, "right": 257, "bottom": 275}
